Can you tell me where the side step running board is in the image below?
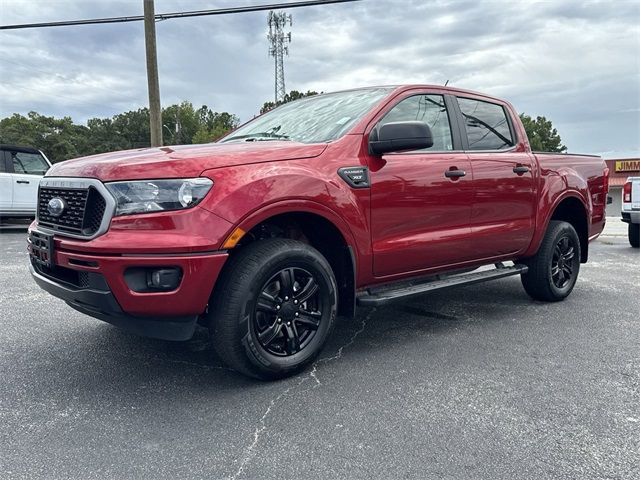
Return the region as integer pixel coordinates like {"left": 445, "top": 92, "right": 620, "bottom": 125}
{"left": 357, "top": 263, "right": 528, "bottom": 307}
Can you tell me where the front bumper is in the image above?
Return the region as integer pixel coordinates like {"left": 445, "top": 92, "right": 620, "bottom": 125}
{"left": 30, "top": 264, "right": 200, "bottom": 340}
{"left": 29, "top": 229, "right": 229, "bottom": 341}
{"left": 621, "top": 211, "right": 640, "bottom": 224}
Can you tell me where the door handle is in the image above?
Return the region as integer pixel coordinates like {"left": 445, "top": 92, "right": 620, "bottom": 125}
{"left": 16, "top": 180, "right": 30, "bottom": 184}
{"left": 513, "top": 165, "right": 530, "bottom": 174}
{"left": 444, "top": 169, "right": 466, "bottom": 178}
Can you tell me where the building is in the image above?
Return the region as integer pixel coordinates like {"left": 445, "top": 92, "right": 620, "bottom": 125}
{"left": 605, "top": 158, "right": 640, "bottom": 216}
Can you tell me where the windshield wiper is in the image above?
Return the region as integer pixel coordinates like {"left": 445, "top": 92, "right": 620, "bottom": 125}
{"left": 222, "top": 132, "right": 291, "bottom": 143}
{"left": 222, "top": 125, "right": 290, "bottom": 143}
{"left": 244, "top": 135, "right": 291, "bottom": 142}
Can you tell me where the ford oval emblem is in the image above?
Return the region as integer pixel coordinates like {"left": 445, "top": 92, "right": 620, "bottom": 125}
{"left": 47, "top": 197, "right": 66, "bottom": 217}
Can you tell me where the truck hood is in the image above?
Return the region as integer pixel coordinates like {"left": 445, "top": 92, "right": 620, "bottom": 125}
{"left": 46, "top": 141, "right": 328, "bottom": 181}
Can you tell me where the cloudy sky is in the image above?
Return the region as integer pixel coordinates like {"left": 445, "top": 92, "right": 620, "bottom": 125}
{"left": 0, "top": 0, "right": 638, "bottom": 158}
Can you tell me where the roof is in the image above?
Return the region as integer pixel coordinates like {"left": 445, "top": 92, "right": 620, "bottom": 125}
{"left": 0, "top": 144, "right": 41, "bottom": 154}
{"left": 318, "top": 84, "right": 507, "bottom": 104}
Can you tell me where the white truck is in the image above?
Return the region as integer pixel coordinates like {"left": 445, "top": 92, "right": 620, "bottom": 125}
{"left": 0, "top": 145, "right": 51, "bottom": 221}
{"left": 622, "top": 176, "right": 640, "bottom": 248}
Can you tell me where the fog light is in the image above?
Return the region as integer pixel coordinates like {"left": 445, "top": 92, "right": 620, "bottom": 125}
{"left": 147, "top": 268, "right": 182, "bottom": 290}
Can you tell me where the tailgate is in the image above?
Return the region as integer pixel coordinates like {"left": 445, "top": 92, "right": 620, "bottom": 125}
{"left": 633, "top": 180, "right": 640, "bottom": 210}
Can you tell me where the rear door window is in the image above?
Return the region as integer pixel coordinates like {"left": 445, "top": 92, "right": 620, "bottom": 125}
{"left": 456, "top": 97, "right": 514, "bottom": 150}
{"left": 378, "top": 94, "right": 454, "bottom": 151}
{"left": 11, "top": 151, "right": 49, "bottom": 175}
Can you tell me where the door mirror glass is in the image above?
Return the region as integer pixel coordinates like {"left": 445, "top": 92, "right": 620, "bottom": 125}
{"left": 369, "top": 121, "right": 434, "bottom": 155}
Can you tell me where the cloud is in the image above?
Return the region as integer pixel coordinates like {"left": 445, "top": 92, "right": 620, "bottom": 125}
{"left": 0, "top": 0, "right": 638, "bottom": 157}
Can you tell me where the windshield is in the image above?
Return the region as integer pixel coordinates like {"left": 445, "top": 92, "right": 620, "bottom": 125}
{"left": 220, "top": 87, "right": 393, "bottom": 144}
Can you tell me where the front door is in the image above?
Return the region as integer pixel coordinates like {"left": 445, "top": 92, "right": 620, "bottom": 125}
{"left": 369, "top": 93, "right": 473, "bottom": 277}
{"left": 8, "top": 149, "right": 50, "bottom": 211}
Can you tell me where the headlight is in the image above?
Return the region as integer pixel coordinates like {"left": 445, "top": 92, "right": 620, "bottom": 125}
{"left": 106, "top": 178, "right": 213, "bottom": 216}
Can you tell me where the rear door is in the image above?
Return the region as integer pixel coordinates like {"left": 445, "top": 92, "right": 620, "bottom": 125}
{"left": 0, "top": 151, "right": 13, "bottom": 212}
{"left": 8, "top": 149, "right": 50, "bottom": 212}
{"left": 368, "top": 91, "right": 474, "bottom": 277}
{"left": 454, "top": 96, "right": 536, "bottom": 258}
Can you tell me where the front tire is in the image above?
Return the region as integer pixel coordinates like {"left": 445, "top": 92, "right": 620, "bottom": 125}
{"left": 629, "top": 223, "right": 640, "bottom": 248}
{"left": 208, "top": 238, "right": 337, "bottom": 380}
{"left": 521, "top": 220, "right": 581, "bottom": 302}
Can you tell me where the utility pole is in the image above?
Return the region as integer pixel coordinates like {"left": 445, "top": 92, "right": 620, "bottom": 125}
{"left": 143, "top": 0, "right": 162, "bottom": 146}
{"left": 268, "top": 11, "right": 292, "bottom": 104}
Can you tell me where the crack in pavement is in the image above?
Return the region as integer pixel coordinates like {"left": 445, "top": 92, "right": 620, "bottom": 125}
{"left": 310, "top": 307, "right": 376, "bottom": 386}
{"left": 229, "top": 373, "right": 314, "bottom": 480}
{"left": 229, "top": 307, "right": 376, "bottom": 479}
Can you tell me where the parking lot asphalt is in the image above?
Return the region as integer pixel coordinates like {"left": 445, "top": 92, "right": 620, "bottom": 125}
{"left": 0, "top": 230, "right": 638, "bottom": 480}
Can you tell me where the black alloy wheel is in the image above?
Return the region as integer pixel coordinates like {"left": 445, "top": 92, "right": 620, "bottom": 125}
{"left": 521, "top": 220, "right": 581, "bottom": 302}
{"left": 209, "top": 238, "right": 337, "bottom": 380}
{"left": 254, "top": 267, "right": 323, "bottom": 356}
{"left": 550, "top": 235, "right": 577, "bottom": 289}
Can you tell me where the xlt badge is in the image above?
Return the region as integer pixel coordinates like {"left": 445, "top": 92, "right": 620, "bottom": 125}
{"left": 338, "top": 166, "right": 370, "bottom": 189}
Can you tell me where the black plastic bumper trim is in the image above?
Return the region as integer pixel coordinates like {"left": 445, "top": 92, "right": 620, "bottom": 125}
{"left": 30, "top": 264, "right": 197, "bottom": 341}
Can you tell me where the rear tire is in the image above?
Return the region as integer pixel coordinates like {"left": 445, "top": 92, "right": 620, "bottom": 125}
{"left": 521, "top": 220, "right": 581, "bottom": 302}
{"left": 208, "top": 238, "right": 337, "bottom": 380}
{"left": 629, "top": 223, "right": 640, "bottom": 248}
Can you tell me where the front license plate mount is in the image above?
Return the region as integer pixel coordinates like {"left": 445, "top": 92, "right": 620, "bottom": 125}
{"left": 29, "top": 230, "right": 54, "bottom": 268}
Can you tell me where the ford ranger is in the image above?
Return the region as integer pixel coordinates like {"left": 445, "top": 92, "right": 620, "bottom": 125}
{"left": 28, "top": 85, "right": 609, "bottom": 379}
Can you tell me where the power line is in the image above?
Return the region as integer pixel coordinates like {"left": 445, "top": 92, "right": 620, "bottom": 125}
{"left": 0, "top": 0, "right": 361, "bottom": 30}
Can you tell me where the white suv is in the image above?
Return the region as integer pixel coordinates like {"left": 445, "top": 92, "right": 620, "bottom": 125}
{"left": 0, "top": 145, "right": 52, "bottom": 220}
{"left": 622, "top": 176, "right": 640, "bottom": 248}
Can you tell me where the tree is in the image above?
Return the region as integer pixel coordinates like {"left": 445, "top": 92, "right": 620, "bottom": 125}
{"left": 0, "top": 103, "right": 240, "bottom": 161}
{"left": 260, "top": 90, "right": 319, "bottom": 114}
{"left": 519, "top": 114, "right": 567, "bottom": 152}
{"left": 162, "top": 101, "right": 199, "bottom": 145}
{"left": 191, "top": 107, "right": 239, "bottom": 143}
{"left": 0, "top": 112, "right": 89, "bottom": 162}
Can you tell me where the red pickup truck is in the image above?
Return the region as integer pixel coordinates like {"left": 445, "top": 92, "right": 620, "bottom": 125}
{"left": 28, "top": 85, "right": 608, "bottom": 379}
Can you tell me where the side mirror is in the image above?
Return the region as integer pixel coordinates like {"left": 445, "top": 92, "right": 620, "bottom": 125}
{"left": 369, "top": 121, "right": 434, "bottom": 156}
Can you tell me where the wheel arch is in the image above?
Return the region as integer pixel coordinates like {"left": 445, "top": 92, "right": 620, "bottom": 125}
{"left": 224, "top": 203, "right": 358, "bottom": 318}
{"left": 547, "top": 195, "right": 589, "bottom": 263}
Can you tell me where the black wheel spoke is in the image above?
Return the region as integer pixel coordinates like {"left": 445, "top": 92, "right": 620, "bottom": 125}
{"left": 295, "top": 277, "right": 318, "bottom": 303}
{"left": 258, "top": 322, "right": 282, "bottom": 346}
{"left": 279, "top": 268, "right": 294, "bottom": 297}
{"left": 296, "top": 311, "right": 321, "bottom": 330}
{"left": 554, "top": 245, "right": 562, "bottom": 259}
{"left": 283, "top": 323, "right": 300, "bottom": 354}
{"left": 256, "top": 292, "right": 278, "bottom": 314}
{"left": 563, "top": 247, "right": 575, "bottom": 261}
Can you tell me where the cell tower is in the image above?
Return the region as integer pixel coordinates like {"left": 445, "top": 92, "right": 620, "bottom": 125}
{"left": 268, "top": 11, "right": 292, "bottom": 104}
